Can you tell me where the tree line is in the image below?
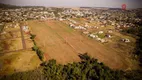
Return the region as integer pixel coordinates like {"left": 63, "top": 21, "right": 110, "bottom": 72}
{"left": 0, "top": 53, "right": 142, "bottom": 80}
{"left": 30, "top": 33, "right": 44, "bottom": 61}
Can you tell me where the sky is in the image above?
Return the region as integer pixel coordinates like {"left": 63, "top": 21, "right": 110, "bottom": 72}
{"left": 0, "top": 0, "right": 142, "bottom": 8}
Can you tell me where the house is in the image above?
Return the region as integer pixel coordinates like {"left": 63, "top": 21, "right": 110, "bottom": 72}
{"left": 69, "top": 23, "right": 75, "bottom": 28}
{"left": 74, "top": 26, "right": 86, "bottom": 30}
{"left": 83, "top": 31, "right": 89, "bottom": 35}
{"left": 22, "top": 26, "right": 30, "bottom": 33}
{"left": 108, "top": 30, "right": 113, "bottom": 33}
{"left": 89, "top": 34, "right": 96, "bottom": 39}
{"left": 89, "top": 33, "right": 98, "bottom": 39}
{"left": 98, "top": 31, "right": 104, "bottom": 34}
{"left": 121, "top": 38, "right": 130, "bottom": 43}
{"left": 96, "top": 38, "right": 101, "bottom": 41}
{"left": 59, "top": 18, "right": 65, "bottom": 21}
{"left": 105, "top": 34, "right": 112, "bottom": 38}
{"left": 100, "top": 39, "right": 106, "bottom": 43}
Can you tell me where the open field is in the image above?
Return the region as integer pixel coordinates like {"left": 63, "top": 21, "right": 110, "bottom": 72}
{"left": 0, "top": 38, "right": 23, "bottom": 53}
{"left": 0, "top": 50, "right": 41, "bottom": 76}
{"left": 0, "top": 22, "right": 40, "bottom": 76}
{"left": 28, "top": 20, "right": 136, "bottom": 70}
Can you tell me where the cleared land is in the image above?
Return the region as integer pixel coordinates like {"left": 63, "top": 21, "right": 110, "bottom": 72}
{"left": 0, "top": 50, "right": 41, "bottom": 76}
{"left": 0, "top": 22, "right": 41, "bottom": 76}
{"left": 28, "top": 20, "right": 134, "bottom": 70}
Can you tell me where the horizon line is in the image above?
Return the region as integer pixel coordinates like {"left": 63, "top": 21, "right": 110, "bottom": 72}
{"left": 0, "top": 2, "right": 141, "bottom": 9}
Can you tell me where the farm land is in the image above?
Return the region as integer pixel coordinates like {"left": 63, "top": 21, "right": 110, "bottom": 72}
{"left": 28, "top": 19, "right": 137, "bottom": 70}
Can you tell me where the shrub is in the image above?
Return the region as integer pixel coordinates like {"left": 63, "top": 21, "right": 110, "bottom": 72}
{"left": 30, "top": 34, "right": 36, "bottom": 40}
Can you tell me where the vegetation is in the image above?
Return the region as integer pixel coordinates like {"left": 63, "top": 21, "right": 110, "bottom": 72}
{"left": 32, "top": 45, "right": 44, "bottom": 61}
{"left": 122, "top": 25, "right": 142, "bottom": 67}
{"left": 30, "top": 34, "right": 44, "bottom": 61}
{"left": 0, "top": 53, "right": 142, "bottom": 80}
{"left": 41, "top": 53, "right": 125, "bottom": 80}
{"left": 0, "top": 3, "right": 45, "bottom": 9}
{"left": 97, "top": 33, "right": 106, "bottom": 39}
{"left": 30, "top": 34, "right": 36, "bottom": 40}
{"left": 0, "top": 68, "right": 43, "bottom": 80}
{"left": 135, "top": 26, "right": 142, "bottom": 67}
{"left": 0, "top": 3, "right": 21, "bottom": 9}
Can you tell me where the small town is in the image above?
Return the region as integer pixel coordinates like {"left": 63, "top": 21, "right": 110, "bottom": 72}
{"left": 0, "top": 1, "right": 142, "bottom": 80}
{"left": 1, "top": 7, "right": 141, "bottom": 44}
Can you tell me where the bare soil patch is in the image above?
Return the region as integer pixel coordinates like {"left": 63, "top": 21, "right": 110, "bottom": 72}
{"left": 28, "top": 20, "right": 134, "bottom": 70}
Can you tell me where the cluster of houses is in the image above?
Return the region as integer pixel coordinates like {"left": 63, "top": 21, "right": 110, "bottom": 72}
{"left": 0, "top": 21, "right": 30, "bottom": 40}
{"left": 68, "top": 20, "right": 132, "bottom": 43}
{"left": 0, "top": 7, "right": 141, "bottom": 26}
{"left": 68, "top": 19, "right": 111, "bottom": 43}
{"left": 0, "top": 7, "right": 142, "bottom": 44}
{"left": 0, "top": 7, "right": 56, "bottom": 23}
{"left": 69, "top": 23, "right": 86, "bottom": 30}
{"left": 89, "top": 32, "right": 108, "bottom": 43}
{"left": 63, "top": 8, "right": 141, "bottom": 31}
{"left": 68, "top": 19, "right": 98, "bottom": 31}
{"left": 64, "top": 9, "right": 142, "bottom": 43}
{"left": 61, "top": 9, "right": 92, "bottom": 18}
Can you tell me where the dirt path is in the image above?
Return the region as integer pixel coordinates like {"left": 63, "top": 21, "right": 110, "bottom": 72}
{"left": 20, "top": 26, "right": 26, "bottom": 49}
{"left": 28, "top": 20, "right": 132, "bottom": 70}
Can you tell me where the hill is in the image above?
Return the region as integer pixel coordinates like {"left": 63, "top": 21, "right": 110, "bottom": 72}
{"left": 0, "top": 3, "right": 20, "bottom": 9}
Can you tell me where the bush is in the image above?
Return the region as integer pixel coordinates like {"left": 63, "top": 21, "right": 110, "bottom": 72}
{"left": 30, "top": 34, "right": 36, "bottom": 40}
{"left": 32, "top": 45, "right": 38, "bottom": 51}
{"left": 36, "top": 49, "right": 44, "bottom": 61}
